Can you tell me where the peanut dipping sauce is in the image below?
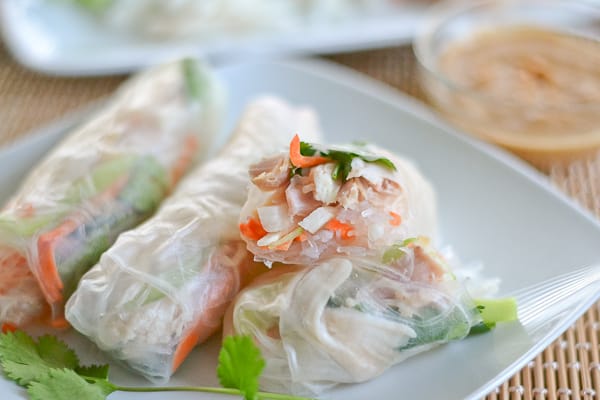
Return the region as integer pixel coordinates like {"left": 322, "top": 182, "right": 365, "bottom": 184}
{"left": 427, "top": 26, "right": 600, "bottom": 168}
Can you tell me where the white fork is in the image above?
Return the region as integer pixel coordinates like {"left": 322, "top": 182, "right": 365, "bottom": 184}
{"left": 508, "top": 264, "right": 600, "bottom": 339}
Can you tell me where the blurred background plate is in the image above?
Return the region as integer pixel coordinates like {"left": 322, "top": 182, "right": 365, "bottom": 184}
{"left": 0, "top": 0, "right": 428, "bottom": 76}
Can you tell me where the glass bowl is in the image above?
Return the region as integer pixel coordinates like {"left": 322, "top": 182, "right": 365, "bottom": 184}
{"left": 414, "top": 0, "right": 600, "bottom": 170}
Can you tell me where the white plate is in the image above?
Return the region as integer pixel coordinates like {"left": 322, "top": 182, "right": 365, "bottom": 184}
{"left": 1, "top": 60, "right": 600, "bottom": 400}
{"left": 0, "top": 0, "right": 426, "bottom": 76}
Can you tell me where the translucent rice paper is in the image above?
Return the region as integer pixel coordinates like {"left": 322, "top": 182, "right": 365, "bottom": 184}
{"left": 240, "top": 143, "right": 437, "bottom": 265}
{"left": 0, "top": 59, "right": 223, "bottom": 329}
{"left": 225, "top": 240, "right": 480, "bottom": 395}
{"left": 66, "top": 96, "right": 323, "bottom": 382}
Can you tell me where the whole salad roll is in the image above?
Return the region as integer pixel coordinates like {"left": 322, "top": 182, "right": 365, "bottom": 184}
{"left": 239, "top": 137, "right": 437, "bottom": 265}
{"left": 0, "top": 59, "right": 223, "bottom": 331}
{"left": 224, "top": 237, "right": 508, "bottom": 395}
{"left": 65, "top": 96, "right": 323, "bottom": 382}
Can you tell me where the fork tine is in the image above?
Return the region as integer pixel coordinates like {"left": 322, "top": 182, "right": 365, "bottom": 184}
{"left": 509, "top": 265, "right": 600, "bottom": 327}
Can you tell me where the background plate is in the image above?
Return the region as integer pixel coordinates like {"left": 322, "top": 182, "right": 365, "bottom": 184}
{"left": 1, "top": 60, "right": 600, "bottom": 399}
{"left": 0, "top": 0, "right": 426, "bottom": 76}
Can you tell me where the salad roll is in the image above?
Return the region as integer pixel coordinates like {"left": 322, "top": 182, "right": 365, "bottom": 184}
{"left": 224, "top": 237, "right": 482, "bottom": 395}
{"left": 239, "top": 137, "right": 437, "bottom": 265}
{"left": 65, "top": 97, "right": 323, "bottom": 381}
{"left": 0, "top": 59, "right": 223, "bottom": 330}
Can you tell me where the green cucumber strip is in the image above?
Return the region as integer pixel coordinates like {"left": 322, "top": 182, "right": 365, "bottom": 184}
{"left": 52, "top": 157, "right": 168, "bottom": 298}
{"left": 0, "top": 214, "right": 57, "bottom": 239}
{"left": 183, "top": 59, "right": 205, "bottom": 101}
{"left": 267, "top": 227, "right": 304, "bottom": 250}
{"left": 71, "top": 0, "right": 113, "bottom": 12}
{"left": 65, "top": 156, "right": 138, "bottom": 204}
{"left": 475, "top": 298, "right": 518, "bottom": 325}
{"left": 117, "top": 156, "right": 168, "bottom": 213}
{"left": 0, "top": 156, "right": 140, "bottom": 240}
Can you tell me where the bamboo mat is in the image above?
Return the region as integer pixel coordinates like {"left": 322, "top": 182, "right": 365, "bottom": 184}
{"left": 1, "top": 43, "right": 600, "bottom": 400}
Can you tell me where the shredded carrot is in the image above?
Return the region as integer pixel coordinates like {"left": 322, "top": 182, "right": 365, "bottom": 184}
{"left": 37, "top": 219, "right": 79, "bottom": 305}
{"left": 17, "top": 203, "right": 35, "bottom": 218}
{"left": 49, "top": 317, "right": 70, "bottom": 330}
{"left": 170, "top": 135, "right": 199, "bottom": 186}
{"left": 173, "top": 329, "right": 201, "bottom": 371}
{"left": 325, "top": 219, "right": 354, "bottom": 240}
{"left": 273, "top": 240, "right": 293, "bottom": 252}
{"left": 172, "top": 259, "right": 250, "bottom": 372}
{"left": 239, "top": 217, "right": 267, "bottom": 241}
{"left": 295, "top": 232, "right": 308, "bottom": 242}
{"left": 389, "top": 211, "right": 402, "bottom": 226}
{"left": 266, "top": 325, "right": 281, "bottom": 340}
{"left": 289, "top": 134, "right": 329, "bottom": 168}
{"left": 1, "top": 322, "right": 17, "bottom": 333}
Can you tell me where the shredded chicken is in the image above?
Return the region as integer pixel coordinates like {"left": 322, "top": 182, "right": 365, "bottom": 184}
{"left": 250, "top": 155, "right": 291, "bottom": 191}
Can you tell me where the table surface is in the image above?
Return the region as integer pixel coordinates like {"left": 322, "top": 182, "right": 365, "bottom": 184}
{"left": 1, "top": 42, "right": 600, "bottom": 400}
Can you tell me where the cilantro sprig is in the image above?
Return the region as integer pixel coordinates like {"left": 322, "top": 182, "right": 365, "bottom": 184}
{"left": 0, "top": 331, "right": 314, "bottom": 400}
{"left": 296, "top": 141, "right": 396, "bottom": 182}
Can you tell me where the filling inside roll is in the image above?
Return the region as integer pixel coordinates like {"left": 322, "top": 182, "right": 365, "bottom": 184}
{"left": 239, "top": 135, "right": 437, "bottom": 265}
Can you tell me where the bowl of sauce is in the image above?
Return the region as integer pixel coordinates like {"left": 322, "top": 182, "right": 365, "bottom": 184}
{"left": 414, "top": 0, "right": 600, "bottom": 170}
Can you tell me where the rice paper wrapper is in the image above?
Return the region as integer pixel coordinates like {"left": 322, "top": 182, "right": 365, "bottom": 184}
{"left": 226, "top": 240, "right": 481, "bottom": 395}
{"left": 0, "top": 59, "right": 223, "bottom": 329}
{"left": 65, "top": 96, "right": 323, "bottom": 381}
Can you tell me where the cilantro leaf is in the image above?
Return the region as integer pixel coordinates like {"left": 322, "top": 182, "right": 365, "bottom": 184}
{"left": 27, "top": 368, "right": 116, "bottom": 400}
{"left": 217, "top": 335, "right": 265, "bottom": 400}
{"left": 0, "top": 332, "right": 79, "bottom": 386}
{"left": 295, "top": 141, "right": 396, "bottom": 182}
{"left": 75, "top": 364, "right": 110, "bottom": 380}
{"left": 299, "top": 142, "right": 317, "bottom": 156}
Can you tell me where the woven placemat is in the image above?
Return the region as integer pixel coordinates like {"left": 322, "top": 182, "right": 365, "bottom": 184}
{"left": 1, "top": 43, "right": 599, "bottom": 400}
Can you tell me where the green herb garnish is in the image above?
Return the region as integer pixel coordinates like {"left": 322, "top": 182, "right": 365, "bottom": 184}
{"left": 297, "top": 141, "right": 396, "bottom": 182}
{"left": 299, "top": 142, "right": 318, "bottom": 157}
{"left": 0, "top": 331, "right": 314, "bottom": 400}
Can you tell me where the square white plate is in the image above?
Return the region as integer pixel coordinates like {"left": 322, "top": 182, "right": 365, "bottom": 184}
{"left": 0, "top": 0, "right": 426, "bottom": 76}
{"left": 1, "top": 60, "right": 600, "bottom": 400}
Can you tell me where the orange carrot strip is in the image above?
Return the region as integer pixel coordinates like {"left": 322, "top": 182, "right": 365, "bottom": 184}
{"left": 173, "top": 329, "right": 203, "bottom": 371}
{"left": 37, "top": 174, "right": 131, "bottom": 308}
{"left": 17, "top": 203, "right": 35, "bottom": 218}
{"left": 173, "top": 253, "right": 265, "bottom": 372}
{"left": 325, "top": 219, "right": 354, "bottom": 240}
{"left": 389, "top": 211, "right": 402, "bottom": 226}
{"left": 49, "top": 317, "right": 70, "bottom": 330}
{"left": 289, "top": 134, "right": 329, "bottom": 168}
{"left": 239, "top": 218, "right": 267, "bottom": 241}
{"left": 266, "top": 325, "right": 281, "bottom": 340}
{"left": 1, "top": 322, "right": 17, "bottom": 333}
{"left": 37, "top": 219, "right": 80, "bottom": 304}
{"left": 295, "top": 232, "right": 308, "bottom": 242}
{"left": 273, "top": 240, "right": 293, "bottom": 252}
{"left": 170, "top": 135, "right": 199, "bottom": 186}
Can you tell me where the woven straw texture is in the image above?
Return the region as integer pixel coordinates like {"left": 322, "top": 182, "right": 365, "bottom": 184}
{"left": 1, "top": 42, "right": 599, "bottom": 399}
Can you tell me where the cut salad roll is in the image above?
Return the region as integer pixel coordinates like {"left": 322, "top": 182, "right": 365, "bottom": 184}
{"left": 65, "top": 96, "right": 323, "bottom": 382}
{"left": 239, "top": 137, "right": 437, "bottom": 265}
{"left": 0, "top": 59, "right": 223, "bottom": 331}
{"left": 224, "top": 237, "right": 515, "bottom": 395}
